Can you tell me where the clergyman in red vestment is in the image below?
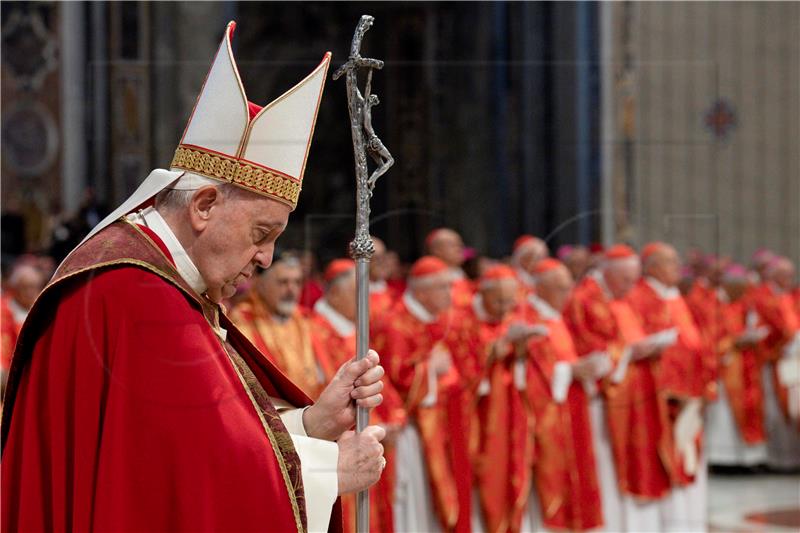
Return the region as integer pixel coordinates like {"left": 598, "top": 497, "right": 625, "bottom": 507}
{"left": 521, "top": 259, "right": 604, "bottom": 532}
{"left": 1, "top": 22, "right": 388, "bottom": 533}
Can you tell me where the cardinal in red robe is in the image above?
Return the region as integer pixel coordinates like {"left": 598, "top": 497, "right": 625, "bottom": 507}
{"left": 521, "top": 259, "right": 604, "bottom": 532}
{"left": 449, "top": 264, "right": 536, "bottom": 533}
{"left": 625, "top": 243, "right": 707, "bottom": 530}
{"left": 705, "top": 264, "right": 768, "bottom": 467}
{"left": 748, "top": 256, "right": 800, "bottom": 469}
{"left": 563, "top": 244, "right": 667, "bottom": 531}
{"left": 378, "top": 256, "right": 473, "bottom": 533}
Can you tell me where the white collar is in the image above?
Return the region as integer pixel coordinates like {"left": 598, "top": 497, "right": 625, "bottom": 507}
{"left": 403, "top": 290, "right": 435, "bottom": 324}
{"left": 516, "top": 268, "right": 536, "bottom": 287}
{"left": 127, "top": 206, "right": 207, "bottom": 295}
{"left": 313, "top": 298, "right": 355, "bottom": 337}
{"left": 370, "top": 280, "right": 388, "bottom": 293}
{"left": 645, "top": 276, "right": 680, "bottom": 301}
{"left": 528, "top": 294, "right": 560, "bottom": 321}
{"left": 472, "top": 293, "right": 494, "bottom": 323}
{"left": 591, "top": 270, "right": 613, "bottom": 300}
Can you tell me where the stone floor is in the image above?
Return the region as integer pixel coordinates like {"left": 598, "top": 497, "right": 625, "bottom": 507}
{"left": 708, "top": 473, "right": 800, "bottom": 532}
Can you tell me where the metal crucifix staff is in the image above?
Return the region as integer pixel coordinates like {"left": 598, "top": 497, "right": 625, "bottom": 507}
{"left": 333, "top": 14, "right": 394, "bottom": 533}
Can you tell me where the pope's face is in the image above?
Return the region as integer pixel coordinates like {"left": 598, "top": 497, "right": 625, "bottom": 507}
{"left": 190, "top": 188, "right": 289, "bottom": 303}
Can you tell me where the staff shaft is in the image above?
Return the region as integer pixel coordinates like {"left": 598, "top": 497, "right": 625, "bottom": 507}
{"left": 354, "top": 258, "right": 371, "bottom": 530}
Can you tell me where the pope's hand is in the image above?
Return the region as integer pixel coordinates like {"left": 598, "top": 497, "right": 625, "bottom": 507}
{"left": 303, "top": 350, "right": 384, "bottom": 441}
{"left": 337, "top": 425, "right": 386, "bottom": 494}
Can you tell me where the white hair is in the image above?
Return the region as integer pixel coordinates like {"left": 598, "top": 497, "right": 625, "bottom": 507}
{"left": 154, "top": 173, "right": 254, "bottom": 212}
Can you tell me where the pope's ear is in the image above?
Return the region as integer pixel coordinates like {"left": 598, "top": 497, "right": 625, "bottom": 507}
{"left": 188, "top": 186, "right": 221, "bottom": 231}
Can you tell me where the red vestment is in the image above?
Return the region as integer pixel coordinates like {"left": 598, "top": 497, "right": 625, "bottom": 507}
{"left": 715, "top": 297, "right": 766, "bottom": 444}
{"left": 626, "top": 280, "right": 705, "bottom": 486}
{"left": 563, "top": 275, "right": 671, "bottom": 500}
{"left": 452, "top": 277, "right": 476, "bottom": 309}
{"left": 1, "top": 221, "right": 342, "bottom": 533}
{"left": 748, "top": 283, "right": 800, "bottom": 424}
{"left": 685, "top": 279, "right": 721, "bottom": 400}
{"left": 300, "top": 278, "right": 324, "bottom": 310}
{"left": 521, "top": 304, "right": 603, "bottom": 531}
{"left": 449, "top": 301, "right": 534, "bottom": 533}
{"left": 379, "top": 297, "right": 473, "bottom": 532}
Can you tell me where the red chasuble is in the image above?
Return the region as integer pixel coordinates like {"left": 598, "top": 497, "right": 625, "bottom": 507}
{"left": 1, "top": 221, "right": 342, "bottom": 533}
{"left": 563, "top": 276, "right": 671, "bottom": 500}
{"left": 685, "top": 279, "right": 722, "bottom": 400}
{"left": 626, "top": 280, "right": 705, "bottom": 487}
{"left": 448, "top": 302, "right": 534, "bottom": 533}
{"left": 378, "top": 298, "right": 473, "bottom": 533}
{"left": 521, "top": 306, "right": 603, "bottom": 531}
{"left": 715, "top": 297, "right": 766, "bottom": 444}
{"left": 748, "top": 283, "right": 800, "bottom": 424}
{"left": 452, "top": 277, "right": 476, "bottom": 309}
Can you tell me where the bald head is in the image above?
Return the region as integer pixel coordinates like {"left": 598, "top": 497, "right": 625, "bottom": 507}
{"left": 536, "top": 263, "right": 574, "bottom": 312}
{"left": 8, "top": 263, "right": 46, "bottom": 310}
{"left": 602, "top": 256, "right": 641, "bottom": 299}
{"left": 426, "top": 228, "right": 465, "bottom": 268}
{"left": 480, "top": 277, "right": 519, "bottom": 322}
{"left": 643, "top": 244, "right": 681, "bottom": 287}
{"left": 765, "top": 257, "right": 796, "bottom": 292}
{"left": 562, "top": 246, "right": 590, "bottom": 280}
{"left": 514, "top": 237, "right": 549, "bottom": 272}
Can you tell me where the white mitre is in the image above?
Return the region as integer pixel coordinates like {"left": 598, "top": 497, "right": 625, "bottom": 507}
{"left": 70, "top": 21, "right": 330, "bottom": 259}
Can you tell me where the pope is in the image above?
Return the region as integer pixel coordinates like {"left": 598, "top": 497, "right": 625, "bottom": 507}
{"left": 1, "top": 22, "right": 386, "bottom": 533}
